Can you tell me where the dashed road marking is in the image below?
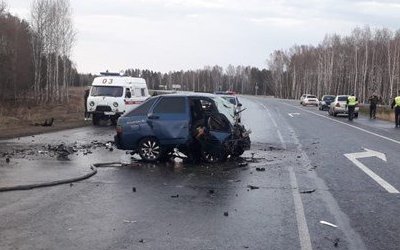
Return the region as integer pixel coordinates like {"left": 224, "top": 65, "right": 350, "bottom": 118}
{"left": 259, "top": 101, "right": 312, "bottom": 250}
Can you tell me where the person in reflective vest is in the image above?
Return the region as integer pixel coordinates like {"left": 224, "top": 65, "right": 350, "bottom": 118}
{"left": 391, "top": 90, "right": 400, "bottom": 128}
{"left": 347, "top": 94, "right": 358, "bottom": 121}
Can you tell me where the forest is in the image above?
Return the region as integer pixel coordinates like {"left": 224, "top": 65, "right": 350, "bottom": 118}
{"left": 268, "top": 26, "right": 400, "bottom": 104}
{"left": 2, "top": 0, "right": 400, "bottom": 107}
{"left": 0, "top": 0, "right": 76, "bottom": 105}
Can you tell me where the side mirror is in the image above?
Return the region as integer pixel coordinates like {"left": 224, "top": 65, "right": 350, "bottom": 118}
{"left": 126, "top": 92, "right": 131, "bottom": 98}
{"left": 237, "top": 103, "right": 242, "bottom": 107}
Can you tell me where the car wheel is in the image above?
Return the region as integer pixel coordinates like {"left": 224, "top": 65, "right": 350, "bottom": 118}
{"left": 333, "top": 112, "right": 337, "bottom": 117}
{"left": 138, "top": 137, "right": 162, "bottom": 162}
{"left": 355, "top": 113, "right": 359, "bottom": 118}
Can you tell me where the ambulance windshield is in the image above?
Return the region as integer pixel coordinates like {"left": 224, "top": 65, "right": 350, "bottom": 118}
{"left": 91, "top": 86, "right": 123, "bottom": 97}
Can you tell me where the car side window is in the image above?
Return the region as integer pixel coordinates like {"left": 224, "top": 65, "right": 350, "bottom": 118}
{"left": 153, "top": 97, "right": 186, "bottom": 114}
{"left": 126, "top": 98, "right": 156, "bottom": 116}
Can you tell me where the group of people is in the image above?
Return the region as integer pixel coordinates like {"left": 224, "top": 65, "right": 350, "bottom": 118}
{"left": 346, "top": 91, "right": 400, "bottom": 127}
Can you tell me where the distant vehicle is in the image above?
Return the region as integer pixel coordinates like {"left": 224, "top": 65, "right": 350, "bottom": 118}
{"left": 300, "top": 94, "right": 319, "bottom": 106}
{"left": 219, "top": 95, "right": 243, "bottom": 123}
{"left": 87, "top": 72, "right": 150, "bottom": 125}
{"left": 114, "top": 93, "right": 251, "bottom": 163}
{"left": 214, "top": 90, "right": 236, "bottom": 95}
{"left": 318, "top": 95, "right": 336, "bottom": 110}
{"left": 328, "top": 95, "right": 359, "bottom": 117}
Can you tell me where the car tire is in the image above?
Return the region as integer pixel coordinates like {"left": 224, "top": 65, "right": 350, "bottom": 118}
{"left": 355, "top": 113, "right": 359, "bottom": 118}
{"left": 138, "top": 137, "right": 162, "bottom": 162}
{"left": 111, "top": 115, "right": 118, "bottom": 126}
{"left": 333, "top": 112, "right": 337, "bottom": 117}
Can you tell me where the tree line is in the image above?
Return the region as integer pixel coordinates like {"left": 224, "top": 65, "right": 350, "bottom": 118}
{"left": 268, "top": 26, "right": 400, "bottom": 104}
{"left": 124, "top": 65, "right": 274, "bottom": 95}
{"left": 0, "top": 0, "right": 76, "bottom": 105}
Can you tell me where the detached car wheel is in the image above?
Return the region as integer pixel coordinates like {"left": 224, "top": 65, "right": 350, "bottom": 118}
{"left": 138, "top": 137, "right": 162, "bottom": 162}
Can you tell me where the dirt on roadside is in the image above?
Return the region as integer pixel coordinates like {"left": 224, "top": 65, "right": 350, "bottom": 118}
{"left": 0, "top": 87, "right": 91, "bottom": 140}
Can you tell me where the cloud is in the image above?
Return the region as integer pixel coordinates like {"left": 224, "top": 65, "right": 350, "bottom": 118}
{"left": 6, "top": 0, "right": 400, "bottom": 73}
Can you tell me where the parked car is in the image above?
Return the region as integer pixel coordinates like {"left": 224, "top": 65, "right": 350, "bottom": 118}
{"left": 114, "top": 93, "right": 251, "bottom": 163}
{"left": 328, "top": 95, "right": 359, "bottom": 117}
{"left": 318, "top": 95, "right": 336, "bottom": 110}
{"left": 300, "top": 94, "right": 319, "bottom": 106}
{"left": 219, "top": 95, "right": 243, "bottom": 123}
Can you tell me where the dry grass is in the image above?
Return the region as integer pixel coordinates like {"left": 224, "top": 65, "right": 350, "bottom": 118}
{"left": 0, "top": 87, "right": 90, "bottom": 139}
{"left": 359, "top": 105, "right": 395, "bottom": 121}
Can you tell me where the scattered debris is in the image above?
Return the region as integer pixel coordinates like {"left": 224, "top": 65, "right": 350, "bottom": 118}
{"left": 256, "top": 167, "right": 265, "bottom": 171}
{"left": 171, "top": 194, "right": 179, "bottom": 198}
{"left": 6, "top": 157, "right": 10, "bottom": 163}
{"left": 300, "top": 189, "right": 315, "bottom": 194}
{"left": 308, "top": 165, "right": 318, "bottom": 171}
{"left": 325, "top": 237, "right": 340, "bottom": 247}
{"left": 224, "top": 211, "right": 229, "bottom": 216}
{"left": 123, "top": 220, "right": 137, "bottom": 224}
{"left": 70, "top": 183, "right": 73, "bottom": 187}
{"left": 320, "top": 220, "right": 338, "bottom": 228}
{"left": 247, "top": 185, "right": 259, "bottom": 190}
{"left": 238, "top": 162, "right": 248, "bottom": 167}
{"left": 34, "top": 118, "right": 54, "bottom": 127}
{"left": 208, "top": 189, "right": 215, "bottom": 194}
{"left": 138, "top": 239, "right": 145, "bottom": 243}
{"left": 132, "top": 187, "right": 136, "bottom": 192}
{"left": 297, "top": 155, "right": 301, "bottom": 158}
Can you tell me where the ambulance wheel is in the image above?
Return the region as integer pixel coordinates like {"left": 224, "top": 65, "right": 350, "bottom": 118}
{"left": 111, "top": 116, "right": 118, "bottom": 126}
{"left": 92, "top": 114, "right": 100, "bottom": 125}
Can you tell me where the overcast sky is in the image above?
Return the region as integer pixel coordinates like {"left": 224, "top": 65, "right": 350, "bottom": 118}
{"left": 7, "top": 0, "right": 400, "bottom": 74}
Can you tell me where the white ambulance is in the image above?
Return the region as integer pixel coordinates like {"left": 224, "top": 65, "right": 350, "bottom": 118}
{"left": 87, "top": 72, "right": 150, "bottom": 125}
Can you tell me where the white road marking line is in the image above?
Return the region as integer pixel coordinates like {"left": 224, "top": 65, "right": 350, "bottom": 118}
{"left": 259, "top": 101, "right": 312, "bottom": 250}
{"left": 282, "top": 102, "right": 400, "bottom": 146}
{"left": 289, "top": 165, "right": 313, "bottom": 250}
{"left": 288, "top": 113, "right": 300, "bottom": 117}
{"left": 344, "top": 148, "right": 399, "bottom": 193}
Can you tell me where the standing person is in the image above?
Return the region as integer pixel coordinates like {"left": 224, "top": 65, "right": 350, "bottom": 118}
{"left": 368, "top": 93, "right": 379, "bottom": 119}
{"left": 391, "top": 90, "right": 400, "bottom": 128}
{"left": 347, "top": 94, "right": 358, "bottom": 121}
{"left": 84, "top": 87, "right": 90, "bottom": 119}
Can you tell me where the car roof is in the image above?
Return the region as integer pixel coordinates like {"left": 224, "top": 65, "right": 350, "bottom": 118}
{"left": 157, "top": 92, "right": 217, "bottom": 98}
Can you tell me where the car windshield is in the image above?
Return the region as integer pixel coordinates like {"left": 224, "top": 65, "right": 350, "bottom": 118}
{"left": 307, "top": 95, "right": 317, "bottom": 98}
{"left": 324, "top": 96, "right": 335, "bottom": 101}
{"left": 338, "top": 96, "right": 348, "bottom": 101}
{"left": 91, "top": 86, "right": 123, "bottom": 97}
{"left": 221, "top": 96, "right": 237, "bottom": 105}
{"left": 211, "top": 96, "right": 235, "bottom": 124}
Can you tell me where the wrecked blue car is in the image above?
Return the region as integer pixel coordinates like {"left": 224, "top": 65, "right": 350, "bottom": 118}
{"left": 114, "top": 93, "right": 251, "bottom": 163}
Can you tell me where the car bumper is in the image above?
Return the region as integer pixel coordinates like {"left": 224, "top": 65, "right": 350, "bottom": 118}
{"left": 333, "top": 107, "right": 359, "bottom": 114}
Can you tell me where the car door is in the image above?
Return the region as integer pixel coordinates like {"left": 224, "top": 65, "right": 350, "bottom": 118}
{"left": 148, "top": 96, "right": 190, "bottom": 145}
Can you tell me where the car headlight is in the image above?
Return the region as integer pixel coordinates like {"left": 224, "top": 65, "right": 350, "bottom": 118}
{"left": 321, "top": 101, "right": 326, "bottom": 105}
{"left": 113, "top": 102, "right": 118, "bottom": 107}
{"left": 89, "top": 101, "right": 95, "bottom": 106}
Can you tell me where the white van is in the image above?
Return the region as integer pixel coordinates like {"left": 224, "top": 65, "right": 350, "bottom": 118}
{"left": 87, "top": 73, "right": 150, "bottom": 125}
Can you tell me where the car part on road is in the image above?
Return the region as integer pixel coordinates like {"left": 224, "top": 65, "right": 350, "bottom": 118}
{"left": 320, "top": 220, "right": 338, "bottom": 228}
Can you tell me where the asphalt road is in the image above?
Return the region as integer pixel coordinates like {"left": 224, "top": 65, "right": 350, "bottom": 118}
{"left": 1, "top": 96, "right": 400, "bottom": 250}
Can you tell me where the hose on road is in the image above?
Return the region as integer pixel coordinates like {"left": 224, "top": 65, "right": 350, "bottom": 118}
{"left": 0, "top": 162, "right": 121, "bottom": 192}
